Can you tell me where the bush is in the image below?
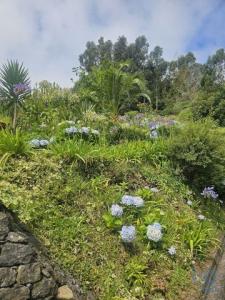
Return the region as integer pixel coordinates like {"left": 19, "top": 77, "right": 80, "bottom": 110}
{"left": 108, "top": 124, "right": 149, "bottom": 144}
{"left": 192, "top": 88, "right": 225, "bottom": 126}
{"left": 167, "top": 120, "right": 225, "bottom": 194}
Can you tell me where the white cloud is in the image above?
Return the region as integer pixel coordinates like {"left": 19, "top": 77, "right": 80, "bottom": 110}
{"left": 0, "top": 0, "right": 222, "bottom": 86}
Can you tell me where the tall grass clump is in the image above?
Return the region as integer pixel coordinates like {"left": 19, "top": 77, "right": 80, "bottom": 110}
{"left": 0, "top": 130, "right": 31, "bottom": 165}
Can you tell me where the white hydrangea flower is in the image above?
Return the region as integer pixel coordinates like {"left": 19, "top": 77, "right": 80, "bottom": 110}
{"left": 91, "top": 129, "right": 100, "bottom": 135}
{"left": 120, "top": 225, "right": 136, "bottom": 243}
{"left": 150, "top": 187, "right": 159, "bottom": 193}
{"left": 133, "top": 196, "right": 144, "bottom": 207}
{"left": 152, "top": 222, "right": 162, "bottom": 230}
{"left": 198, "top": 214, "right": 206, "bottom": 221}
{"left": 187, "top": 200, "right": 193, "bottom": 206}
{"left": 147, "top": 224, "right": 163, "bottom": 242}
{"left": 49, "top": 136, "right": 55, "bottom": 144}
{"left": 110, "top": 204, "right": 123, "bottom": 217}
{"left": 168, "top": 246, "right": 176, "bottom": 256}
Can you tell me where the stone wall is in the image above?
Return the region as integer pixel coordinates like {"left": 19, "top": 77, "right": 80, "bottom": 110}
{"left": 0, "top": 204, "right": 93, "bottom": 300}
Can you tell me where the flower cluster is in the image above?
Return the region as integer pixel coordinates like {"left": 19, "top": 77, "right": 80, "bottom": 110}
{"left": 201, "top": 187, "right": 218, "bottom": 200}
{"left": 29, "top": 139, "right": 49, "bottom": 148}
{"left": 147, "top": 223, "right": 163, "bottom": 242}
{"left": 13, "top": 83, "right": 30, "bottom": 95}
{"left": 120, "top": 225, "right": 136, "bottom": 243}
{"left": 150, "top": 187, "right": 159, "bottom": 193}
{"left": 121, "top": 195, "right": 144, "bottom": 207}
{"left": 168, "top": 246, "right": 176, "bottom": 256}
{"left": 148, "top": 121, "right": 159, "bottom": 139}
{"left": 187, "top": 200, "right": 193, "bottom": 206}
{"left": 150, "top": 130, "right": 158, "bottom": 139}
{"left": 149, "top": 121, "right": 160, "bottom": 130}
{"left": 111, "top": 204, "right": 123, "bottom": 217}
{"left": 198, "top": 214, "right": 206, "bottom": 221}
{"left": 65, "top": 126, "right": 100, "bottom": 136}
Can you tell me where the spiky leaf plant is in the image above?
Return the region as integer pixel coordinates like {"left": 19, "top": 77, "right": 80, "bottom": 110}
{"left": 0, "top": 60, "right": 30, "bottom": 131}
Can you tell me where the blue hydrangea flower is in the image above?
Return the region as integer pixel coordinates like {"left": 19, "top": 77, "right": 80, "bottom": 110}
{"left": 29, "top": 139, "right": 40, "bottom": 148}
{"left": 120, "top": 225, "right": 136, "bottom": 243}
{"left": 65, "top": 126, "right": 79, "bottom": 135}
{"left": 29, "top": 139, "right": 49, "bottom": 148}
{"left": 80, "top": 127, "right": 90, "bottom": 134}
{"left": 39, "top": 139, "right": 49, "bottom": 147}
{"left": 147, "top": 224, "right": 163, "bottom": 242}
{"left": 201, "top": 187, "right": 218, "bottom": 200}
{"left": 149, "top": 122, "right": 160, "bottom": 130}
{"left": 121, "top": 195, "right": 135, "bottom": 206}
{"left": 168, "top": 246, "right": 176, "bottom": 255}
{"left": 111, "top": 204, "right": 123, "bottom": 217}
{"left": 121, "top": 195, "right": 144, "bottom": 207}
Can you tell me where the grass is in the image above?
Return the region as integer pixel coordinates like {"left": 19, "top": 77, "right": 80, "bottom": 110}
{"left": 0, "top": 129, "right": 31, "bottom": 165}
{"left": 0, "top": 113, "right": 224, "bottom": 299}
{"left": 1, "top": 148, "right": 224, "bottom": 299}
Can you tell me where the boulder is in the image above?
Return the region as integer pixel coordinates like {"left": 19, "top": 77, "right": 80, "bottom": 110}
{"left": 57, "top": 285, "right": 76, "bottom": 300}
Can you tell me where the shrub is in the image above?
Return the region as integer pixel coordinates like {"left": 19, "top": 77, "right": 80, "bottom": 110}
{"left": 192, "top": 88, "right": 225, "bottom": 126}
{"left": 167, "top": 120, "right": 225, "bottom": 194}
{"left": 108, "top": 124, "right": 149, "bottom": 144}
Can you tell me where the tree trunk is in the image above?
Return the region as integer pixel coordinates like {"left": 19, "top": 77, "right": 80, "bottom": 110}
{"left": 12, "top": 102, "right": 17, "bottom": 133}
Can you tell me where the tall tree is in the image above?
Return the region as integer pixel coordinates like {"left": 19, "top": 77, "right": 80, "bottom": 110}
{"left": 98, "top": 37, "right": 113, "bottom": 63}
{"left": 145, "top": 46, "right": 168, "bottom": 110}
{"left": 127, "top": 35, "right": 149, "bottom": 71}
{"left": 201, "top": 48, "right": 225, "bottom": 90}
{"left": 79, "top": 41, "right": 99, "bottom": 72}
{"left": 113, "top": 36, "right": 128, "bottom": 62}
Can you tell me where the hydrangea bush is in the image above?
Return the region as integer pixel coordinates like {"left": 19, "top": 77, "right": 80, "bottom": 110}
{"left": 201, "top": 186, "right": 219, "bottom": 200}
{"left": 29, "top": 138, "right": 49, "bottom": 149}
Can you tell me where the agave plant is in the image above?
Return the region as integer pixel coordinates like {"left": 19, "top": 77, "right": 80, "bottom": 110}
{"left": 0, "top": 60, "right": 30, "bottom": 131}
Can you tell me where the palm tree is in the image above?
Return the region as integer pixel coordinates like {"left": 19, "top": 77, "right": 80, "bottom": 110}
{"left": 0, "top": 60, "right": 30, "bottom": 131}
{"left": 110, "top": 62, "right": 151, "bottom": 113}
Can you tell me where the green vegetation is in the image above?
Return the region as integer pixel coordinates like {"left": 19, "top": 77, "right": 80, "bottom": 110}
{"left": 0, "top": 37, "right": 225, "bottom": 299}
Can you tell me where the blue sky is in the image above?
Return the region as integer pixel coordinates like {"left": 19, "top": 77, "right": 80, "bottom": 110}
{"left": 0, "top": 0, "right": 224, "bottom": 86}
